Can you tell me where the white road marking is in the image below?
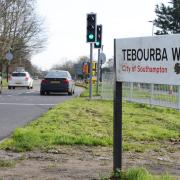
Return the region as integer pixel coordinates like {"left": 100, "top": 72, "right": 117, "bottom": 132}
{"left": 0, "top": 103, "right": 55, "bottom": 106}
{"left": 4, "top": 90, "right": 38, "bottom": 96}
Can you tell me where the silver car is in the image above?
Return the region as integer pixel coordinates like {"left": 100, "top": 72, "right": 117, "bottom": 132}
{"left": 40, "top": 70, "right": 75, "bottom": 95}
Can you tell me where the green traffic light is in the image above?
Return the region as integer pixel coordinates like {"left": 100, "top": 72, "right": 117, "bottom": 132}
{"left": 88, "top": 34, "right": 94, "bottom": 40}
{"left": 96, "top": 42, "right": 100, "bottom": 46}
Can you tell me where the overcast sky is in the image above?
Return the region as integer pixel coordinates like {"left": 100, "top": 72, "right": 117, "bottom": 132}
{"left": 31, "top": 0, "right": 169, "bottom": 70}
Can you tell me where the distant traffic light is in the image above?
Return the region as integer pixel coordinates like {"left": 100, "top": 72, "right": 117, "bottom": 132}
{"left": 86, "top": 13, "right": 96, "bottom": 43}
{"left": 94, "top": 25, "right": 102, "bottom": 49}
{"left": 82, "top": 62, "right": 89, "bottom": 74}
{"left": 92, "top": 61, "right": 97, "bottom": 71}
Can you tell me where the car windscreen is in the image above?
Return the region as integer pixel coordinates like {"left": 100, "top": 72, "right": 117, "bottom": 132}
{"left": 45, "top": 71, "right": 68, "bottom": 78}
{"left": 12, "top": 73, "right": 26, "bottom": 77}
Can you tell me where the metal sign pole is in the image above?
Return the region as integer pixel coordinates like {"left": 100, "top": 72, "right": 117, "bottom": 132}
{"left": 6, "top": 62, "right": 9, "bottom": 82}
{"left": 89, "top": 43, "right": 93, "bottom": 99}
{"left": 5, "top": 50, "right": 13, "bottom": 83}
{"left": 113, "top": 39, "right": 122, "bottom": 171}
{"left": 96, "top": 48, "right": 100, "bottom": 94}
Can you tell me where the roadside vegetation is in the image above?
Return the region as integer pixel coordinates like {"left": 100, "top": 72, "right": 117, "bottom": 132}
{"left": 2, "top": 79, "right": 8, "bottom": 87}
{"left": 0, "top": 159, "right": 15, "bottom": 168}
{"left": 0, "top": 97, "right": 179, "bottom": 154}
{"left": 0, "top": 85, "right": 179, "bottom": 179}
{"left": 105, "top": 168, "right": 176, "bottom": 180}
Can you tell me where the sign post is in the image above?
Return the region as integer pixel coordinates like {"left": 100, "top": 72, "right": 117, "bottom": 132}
{"left": 113, "top": 34, "right": 180, "bottom": 173}
{"left": 113, "top": 38, "right": 122, "bottom": 171}
{"left": 5, "top": 51, "right": 13, "bottom": 82}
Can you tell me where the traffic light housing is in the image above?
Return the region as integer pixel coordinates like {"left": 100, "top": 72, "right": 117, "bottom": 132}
{"left": 94, "top": 25, "right": 102, "bottom": 49}
{"left": 92, "top": 61, "right": 97, "bottom": 76}
{"left": 86, "top": 13, "right": 96, "bottom": 43}
{"left": 82, "top": 62, "right": 89, "bottom": 74}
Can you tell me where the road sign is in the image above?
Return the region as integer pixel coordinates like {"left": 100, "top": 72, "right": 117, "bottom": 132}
{"left": 5, "top": 52, "right": 13, "bottom": 61}
{"left": 99, "top": 52, "right": 106, "bottom": 64}
{"left": 115, "top": 34, "right": 180, "bottom": 85}
{"left": 75, "top": 63, "right": 83, "bottom": 75}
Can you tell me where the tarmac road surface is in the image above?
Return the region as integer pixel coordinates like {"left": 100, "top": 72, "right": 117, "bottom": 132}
{"left": 0, "top": 80, "right": 84, "bottom": 140}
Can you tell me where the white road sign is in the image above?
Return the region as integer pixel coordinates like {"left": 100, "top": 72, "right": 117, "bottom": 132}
{"left": 5, "top": 52, "right": 13, "bottom": 61}
{"left": 99, "top": 52, "right": 106, "bottom": 64}
{"left": 115, "top": 34, "right": 180, "bottom": 85}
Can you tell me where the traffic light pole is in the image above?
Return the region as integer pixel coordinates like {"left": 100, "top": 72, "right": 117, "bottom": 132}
{"left": 89, "top": 43, "right": 93, "bottom": 99}
{"left": 96, "top": 49, "right": 100, "bottom": 94}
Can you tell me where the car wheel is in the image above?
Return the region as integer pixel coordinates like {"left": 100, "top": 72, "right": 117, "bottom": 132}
{"left": 40, "top": 90, "right": 45, "bottom": 95}
{"left": 27, "top": 86, "right": 30, "bottom": 89}
{"left": 68, "top": 91, "right": 73, "bottom": 96}
{"left": 13, "top": 86, "right": 15, "bottom": 89}
{"left": 8, "top": 86, "right": 11, "bottom": 89}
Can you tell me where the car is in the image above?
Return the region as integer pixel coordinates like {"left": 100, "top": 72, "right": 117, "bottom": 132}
{"left": 8, "top": 71, "right": 33, "bottom": 89}
{"left": 33, "top": 76, "right": 39, "bottom": 80}
{"left": 40, "top": 70, "right": 75, "bottom": 95}
{"left": 0, "top": 75, "right": 2, "bottom": 94}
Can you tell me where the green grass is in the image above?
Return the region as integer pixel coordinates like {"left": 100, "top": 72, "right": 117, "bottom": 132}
{"left": 0, "top": 159, "right": 15, "bottom": 168}
{"left": 0, "top": 98, "right": 179, "bottom": 153}
{"left": 2, "top": 79, "right": 8, "bottom": 87}
{"left": 104, "top": 168, "right": 177, "bottom": 180}
{"left": 123, "top": 87, "right": 177, "bottom": 103}
{"left": 80, "top": 84, "right": 99, "bottom": 97}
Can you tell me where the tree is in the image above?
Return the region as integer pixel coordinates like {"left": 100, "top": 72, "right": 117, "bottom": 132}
{"left": 0, "top": 0, "right": 47, "bottom": 75}
{"left": 51, "top": 56, "right": 90, "bottom": 78}
{"left": 154, "top": 0, "right": 180, "bottom": 35}
{"left": 51, "top": 59, "right": 75, "bottom": 77}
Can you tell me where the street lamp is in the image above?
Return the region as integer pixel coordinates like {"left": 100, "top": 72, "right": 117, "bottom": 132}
{"left": 148, "top": 20, "right": 155, "bottom": 36}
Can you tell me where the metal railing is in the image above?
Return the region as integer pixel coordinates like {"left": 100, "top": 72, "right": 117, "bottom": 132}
{"left": 100, "top": 72, "right": 180, "bottom": 110}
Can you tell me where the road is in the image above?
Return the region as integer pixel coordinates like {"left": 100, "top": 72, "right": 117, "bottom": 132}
{"left": 0, "top": 80, "right": 84, "bottom": 140}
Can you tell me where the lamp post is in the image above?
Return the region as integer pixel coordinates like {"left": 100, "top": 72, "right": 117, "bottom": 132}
{"left": 148, "top": 20, "right": 155, "bottom": 36}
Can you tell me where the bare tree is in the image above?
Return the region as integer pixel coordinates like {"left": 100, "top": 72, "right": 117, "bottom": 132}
{"left": 0, "top": 0, "right": 47, "bottom": 75}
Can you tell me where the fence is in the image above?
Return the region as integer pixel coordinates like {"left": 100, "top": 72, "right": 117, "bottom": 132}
{"left": 100, "top": 72, "right": 180, "bottom": 110}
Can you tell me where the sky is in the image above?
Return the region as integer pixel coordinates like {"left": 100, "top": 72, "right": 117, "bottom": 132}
{"left": 31, "top": 0, "right": 169, "bottom": 70}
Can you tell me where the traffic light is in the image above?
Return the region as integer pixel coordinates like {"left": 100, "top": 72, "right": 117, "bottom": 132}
{"left": 92, "top": 61, "right": 97, "bottom": 71}
{"left": 92, "top": 61, "right": 97, "bottom": 76}
{"left": 82, "top": 62, "right": 89, "bottom": 74}
{"left": 94, "top": 25, "right": 102, "bottom": 49}
{"left": 86, "top": 13, "right": 96, "bottom": 43}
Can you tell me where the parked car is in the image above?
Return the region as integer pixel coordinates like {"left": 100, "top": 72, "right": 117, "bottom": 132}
{"left": 8, "top": 71, "right": 33, "bottom": 89}
{"left": 0, "top": 75, "right": 2, "bottom": 94}
{"left": 40, "top": 70, "right": 75, "bottom": 95}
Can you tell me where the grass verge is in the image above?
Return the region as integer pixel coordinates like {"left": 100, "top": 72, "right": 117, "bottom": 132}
{"left": 0, "top": 159, "right": 15, "bottom": 168}
{"left": 0, "top": 98, "right": 179, "bottom": 153}
{"left": 2, "top": 79, "right": 8, "bottom": 87}
{"left": 104, "top": 167, "right": 177, "bottom": 180}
